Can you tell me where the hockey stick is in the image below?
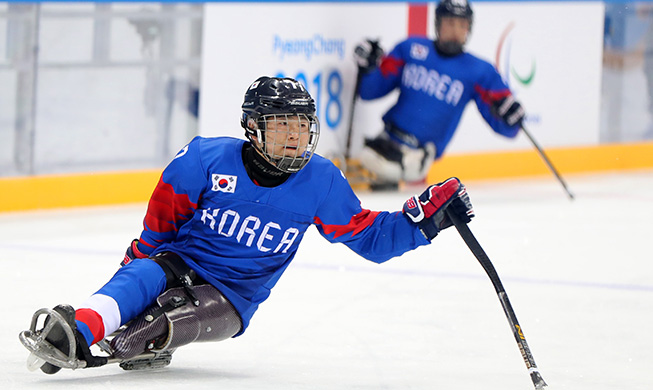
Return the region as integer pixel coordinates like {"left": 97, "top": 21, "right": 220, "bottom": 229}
{"left": 521, "top": 125, "right": 574, "bottom": 200}
{"left": 344, "top": 68, "right": 363, "bottom": 161}
{"left": 446, "top": 209, "right": 548, "bottom": 389}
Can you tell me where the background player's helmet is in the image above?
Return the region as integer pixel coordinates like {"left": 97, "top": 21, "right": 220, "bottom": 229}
{"left": 241, "top": 76, "right": 320, "bottom": 173}
{"left": 435, "top": 0, "right": 474, "bottom": 55}
{"left": 436, "top": 0, "right": 474, "bottom": 27}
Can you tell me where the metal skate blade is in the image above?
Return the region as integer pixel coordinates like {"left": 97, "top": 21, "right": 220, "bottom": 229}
{"left": 26, "top": 353, "right": 46, "bottom": 371}
{"left": 19, "top": 329, "right": 84, "bottom": 370}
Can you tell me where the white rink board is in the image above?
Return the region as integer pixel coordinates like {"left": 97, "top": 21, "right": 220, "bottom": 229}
{"left": 199, "top": 2, "right": 604, "bottom": 157}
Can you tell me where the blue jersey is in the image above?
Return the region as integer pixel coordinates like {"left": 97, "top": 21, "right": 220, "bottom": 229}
{"left": 359, "top": 37, "right": 520, "bottom": 157}
{"left": 136, "top": 136, "right": 429, "bottom": 335}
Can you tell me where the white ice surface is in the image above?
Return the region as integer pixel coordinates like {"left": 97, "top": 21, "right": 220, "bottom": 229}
{"left": 1, "top": 171, "right": 652, "bottom": 389}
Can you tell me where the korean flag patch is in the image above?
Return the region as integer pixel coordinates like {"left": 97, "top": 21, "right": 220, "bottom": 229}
{"left": 410, "top": 43, "right": 429, "bottom": 61}
{"left": 212, "top": 174, "right": 237, "bottom": 193}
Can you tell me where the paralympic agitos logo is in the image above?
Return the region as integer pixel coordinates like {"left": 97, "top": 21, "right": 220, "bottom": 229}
{"left": 495, "top": 22, "right": 536, "bottom": 89}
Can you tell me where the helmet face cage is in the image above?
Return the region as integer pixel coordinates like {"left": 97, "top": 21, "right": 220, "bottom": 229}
{"left": 252, "top": 113, "right": 320, "bottom": 173}
{"left": 241, "top": 77, "right": 320, "bottom": 173}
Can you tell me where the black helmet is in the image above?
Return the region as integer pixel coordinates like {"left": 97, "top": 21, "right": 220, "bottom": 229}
{"left": 241, "top": 77, "right": 320, "bottom": 173}
{"left": 435, "top": 0, "right": 473, "bottom": 23}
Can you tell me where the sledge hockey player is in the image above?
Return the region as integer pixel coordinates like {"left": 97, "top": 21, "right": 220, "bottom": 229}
{"left": 354, "top": 0, "right": 526, "bottom": 190}
{"left": 19, "top": 76, "right": 474, "bottom": 374}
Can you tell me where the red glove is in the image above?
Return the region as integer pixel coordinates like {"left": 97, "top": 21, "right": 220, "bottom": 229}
{"left": 403, "top": 177, "right": 474, "bottom": 240}
{"left": 121, "top": 239, "right": 148, "bottom": 266}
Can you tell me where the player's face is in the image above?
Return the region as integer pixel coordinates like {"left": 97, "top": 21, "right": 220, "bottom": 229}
{"left": 437, "top": 16, "right": 470, "bottom": 44}
{"left": 263, "top": 114, "right": 311, "bottom": 158}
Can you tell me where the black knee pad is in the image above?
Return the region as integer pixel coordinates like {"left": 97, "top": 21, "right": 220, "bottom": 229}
{"left": 110, "top": 285, "right": 242, "bottom": 360}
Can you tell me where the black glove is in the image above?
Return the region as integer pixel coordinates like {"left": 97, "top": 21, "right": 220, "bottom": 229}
{"left": 354, "top": 39, "right": 383, "bottom": 73}
{"left": 403, "top": 177, "right": 474, "bottom": 240}
{"left": 120, "top": 239, "right": 148, "bottom": 266}
{"left": 491, "top": 95, "right": 525, "bottom": 127}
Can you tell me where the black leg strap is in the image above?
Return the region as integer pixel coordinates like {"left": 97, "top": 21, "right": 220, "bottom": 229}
{"left": 151, "top": 252, "right": 202, "bottom": 306}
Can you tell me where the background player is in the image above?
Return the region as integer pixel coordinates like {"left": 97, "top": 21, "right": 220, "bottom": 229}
{"left": 354, "top": 0, "right": 525, "bottom": 190}
{"left": 20, "top": 76, "right": 474, "bottom": 374}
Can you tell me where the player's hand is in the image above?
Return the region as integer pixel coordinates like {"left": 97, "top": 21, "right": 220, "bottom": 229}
{"left": 120, "top": 239, "right": 148, "bottom": 267}
{"left": 354, "top": 39, "right": 383, "bottom": 73}
{"left": 403, "top": 177, "right": 474, "bottom": 240}
{"left": 492, "top": 95, "right": 525, "bottom": 127}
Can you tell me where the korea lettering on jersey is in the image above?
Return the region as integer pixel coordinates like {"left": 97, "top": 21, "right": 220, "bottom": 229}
{"left": 146, "top": 138, "right": 319, "bottom": 263}
{"left": 199, "top": 205, "right": 300, "bottom": 255}
{"left": 358, "top": 36, "right": 518, "bottom": 157}
{"left": 402, "top": 43, "right": 464, "bottom": 105}
{"left": 139, "top": 136, "right": 430, "bottom": 334}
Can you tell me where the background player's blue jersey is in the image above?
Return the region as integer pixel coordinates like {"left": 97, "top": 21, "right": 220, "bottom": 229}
{"left": 136, "top": 136, "right": 430, "bottom": 335}
{"left": 359, "top": 36, "right": 520, "bottom": 158}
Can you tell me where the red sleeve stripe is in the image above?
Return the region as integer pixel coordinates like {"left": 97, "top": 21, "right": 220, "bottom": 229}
{"left": 143, "top": 178, "right": 198, "bottom": 234}
{"left": 474, "top": 85, "right": 511, "bottom": 106}
{"left": 314, "top": 209, "right": 380, "bottom": 239}
{"left": 379, "top": 55, "right": 405, "bottom": 77}
{"left": 138, "top": 237, "right": 161, "bottom": 250}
